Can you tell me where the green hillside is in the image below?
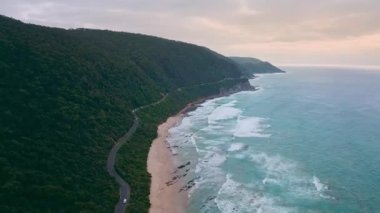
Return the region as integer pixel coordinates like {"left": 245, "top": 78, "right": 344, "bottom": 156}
{"left": 230, "top": 56, "right": 284, "bottom": 76}
{"left": 0, "top": 15, "right": 250, "bottom": 212}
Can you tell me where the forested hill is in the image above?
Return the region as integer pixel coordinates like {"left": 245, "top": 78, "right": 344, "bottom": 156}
{"left": 230, "top": 56, "right": 284, "bottom": 76}
{"left": 0, "top": 15, "right": 248, "bottom": 212}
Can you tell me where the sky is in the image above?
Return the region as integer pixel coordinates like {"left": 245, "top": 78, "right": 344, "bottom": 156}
{"left": 1, "top": 0, "right": 380, "bottom": 66}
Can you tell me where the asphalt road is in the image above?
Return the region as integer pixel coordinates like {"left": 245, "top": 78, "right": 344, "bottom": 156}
{"left": 106, "top": 94, "right": 168, "bottom": 213}
{"left": 106, "top": 77, "right": 247, "bottom": 212}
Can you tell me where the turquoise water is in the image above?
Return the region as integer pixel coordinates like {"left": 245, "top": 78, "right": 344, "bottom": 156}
{"left": 167, "top": 67, "right": 380, "bottom": 212}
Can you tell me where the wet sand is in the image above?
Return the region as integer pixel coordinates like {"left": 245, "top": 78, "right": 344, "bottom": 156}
{"left": 147, "top": 115, "right": 187, "bottom": 213}
{"left": 147, "top": 90, "right": 255, "bottom": 213}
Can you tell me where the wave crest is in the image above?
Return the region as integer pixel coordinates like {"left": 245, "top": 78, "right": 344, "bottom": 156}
{"left": 234, "top": 117, "right": 271, "bottom": 138}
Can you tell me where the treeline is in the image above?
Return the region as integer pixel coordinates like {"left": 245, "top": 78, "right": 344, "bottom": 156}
{"left": 230, "top": 56, "right": 284, "bottom": 76}
{"left": 0, "top": 15, "right": 246, "bottom": 212}
{"left": 117, "top": 78, "right": 248, "bottom": 212}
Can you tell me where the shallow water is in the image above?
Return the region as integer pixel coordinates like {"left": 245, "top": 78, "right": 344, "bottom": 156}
{"left": 167, "top": 67, "right": 380, "bottom": 213}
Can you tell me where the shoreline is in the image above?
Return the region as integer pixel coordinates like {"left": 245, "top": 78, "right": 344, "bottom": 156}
{"left": 146, "top": 98, "right": 222, "bottom": 213}
{"left": 147, "top": 86, "right": 256, "bottom": 213}
{"left": 147, "top": 114, "right": 187, "bottom": 213}
{"left": 147, "top": 98, "right": 209, "bottom": 213}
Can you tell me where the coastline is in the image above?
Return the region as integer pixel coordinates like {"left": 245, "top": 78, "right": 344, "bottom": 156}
{"left": 147, "top": 98, "right": 221, "bottom": 213}
{"left": 147, "top": 114, "right": 187, "bottom": 213}
{"left": 147, "top": 85, "right": 256, "bottom": 213}
{"left": 147, "top": 99, "right": 206, "bottom": 213}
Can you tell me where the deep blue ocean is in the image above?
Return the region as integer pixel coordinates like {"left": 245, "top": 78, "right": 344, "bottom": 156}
{"left": 167, "top": 66, "right": 380, "bottom": 212}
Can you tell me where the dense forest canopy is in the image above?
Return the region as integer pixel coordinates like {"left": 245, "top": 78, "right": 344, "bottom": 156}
{"left": 0, "top": 15, "right": 247, "bottom": 212}
{"left": 230, "top": 56, "right": 284, "bottom": 76}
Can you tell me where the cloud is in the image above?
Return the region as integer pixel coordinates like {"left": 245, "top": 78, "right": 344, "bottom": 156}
{"left": 1, "top": 0, "right": 379, "bottom": 65}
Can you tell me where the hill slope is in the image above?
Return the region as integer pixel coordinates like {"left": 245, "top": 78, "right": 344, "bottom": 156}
{"left": 230, "top": 56, "right": 284, "bottom": 76}
{"left": 0, "top": 15, "right": 249, "bottom": 212}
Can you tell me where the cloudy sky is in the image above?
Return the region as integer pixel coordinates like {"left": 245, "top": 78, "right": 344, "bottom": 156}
{"left": 1, "top": 0, "right": 380, "bottom": 66}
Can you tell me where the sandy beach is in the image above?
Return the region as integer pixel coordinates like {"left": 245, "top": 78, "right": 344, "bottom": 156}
{"left": 147, "top": 115, "right": 188, "bottom": 213}
{"left": 147, "top": 93, "right": 251, "bottom": 213}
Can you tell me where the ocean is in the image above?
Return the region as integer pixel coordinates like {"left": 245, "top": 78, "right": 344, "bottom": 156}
{"left": 167, "top": 66, "right": 380, "bottom": 213}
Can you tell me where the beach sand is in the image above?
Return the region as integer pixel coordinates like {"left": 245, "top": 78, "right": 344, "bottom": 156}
{"left": 147, "top": 88, "right": 255, "bottom": 213}
{"left": 147, "top": 115, "right": 188, "bottom": 213}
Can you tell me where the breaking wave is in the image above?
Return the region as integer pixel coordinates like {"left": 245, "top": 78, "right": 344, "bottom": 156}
{"left": 234, "top": 116, "right": 271, "bottom": 138}
{"left": 165, "top": 92, "right": 332, "bottom": 213}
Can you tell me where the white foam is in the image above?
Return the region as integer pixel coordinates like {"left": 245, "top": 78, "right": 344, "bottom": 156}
{"left": 233, "top": 153, "right": 247, "bottom": 159}
{"left": 312, "top": 176, "right": 327, "bottom": 192}
{"left": 227, "top": 143, "right": 247, "bottom": 152}
{"left": 215, "top": 174, "right": 242, "bottom": 212}
{"left": 189, "top": 135, "right": 200, "bottom": 153}
{"left": 187, "top": 99, "right": 218, "bottom": 121}
{"left": 170, "top": 117, "right": 192, "bottom": 134}
{"left": 165, "top": 88, "right": 336, "bottom": 210}
{"left": 262, "top": 177, "right": 279, "bottom": 185}
{"left": 312, "top": 176, "right": 333, "bottom": 199}
{"left": 200, "top": 98, "right": 219, "bottom": 107}
{"left": 250, "top": 152, "right": 296, "bottom": 173}
{"left": 216, "top": 174, "right": 292, "bottom": 213}
{"left": 167, "top": 117, "right": 195, "bottom": 150}
{"left": 190, "top": 146, "right": 228, "bottom": 196}
{"left": 249, "top": 152, "right": 334, "bottom": 200}
{"left": 232, "top": 90, "right": 257, "bottom": 96}
{"left": 208, "top": 106, "right": 241, "bottom": 124}
{"left": 234, "top": 117, "right": 271, "bottom": 138}
{"left": 221, "top": 100, "right": 237, "bottom": 107}
{"left": 201, "top": 125, "right": 223, "bottom": 132}
{"left": 192, "top": 160, "right": 226, "bottom": 193}
{"left": 202, "top": 151, "right": 226, "bottom": 166}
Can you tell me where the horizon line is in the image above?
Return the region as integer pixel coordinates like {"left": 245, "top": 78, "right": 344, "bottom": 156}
{"left": 277, "top": 63, "right": 380, "bottom": 70}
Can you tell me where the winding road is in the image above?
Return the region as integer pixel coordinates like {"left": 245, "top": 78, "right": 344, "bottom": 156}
{"left": 107, "top": 94, "right": 168, "bottom": 213}
{"left": 106, "top": 76, "right": 248, "bottom": 213}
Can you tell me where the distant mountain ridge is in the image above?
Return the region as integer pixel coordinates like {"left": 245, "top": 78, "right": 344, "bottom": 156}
{"left": 230, "top": 56, "right": 284, "bottom": 76}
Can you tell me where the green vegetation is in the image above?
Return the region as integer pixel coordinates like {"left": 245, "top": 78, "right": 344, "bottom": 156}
{"left": 0, "top": 15, "right": 248, "bottom": 212}
{"left": 117, "top": 78, "right": 248, "bottom": 212}
{"left": 230, "top": 56, "right": 284, "bottom": 76}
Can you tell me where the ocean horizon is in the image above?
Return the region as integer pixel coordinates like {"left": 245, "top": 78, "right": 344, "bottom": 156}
{"left": 167, "top": 66, "right": 380, "bottom": 212}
